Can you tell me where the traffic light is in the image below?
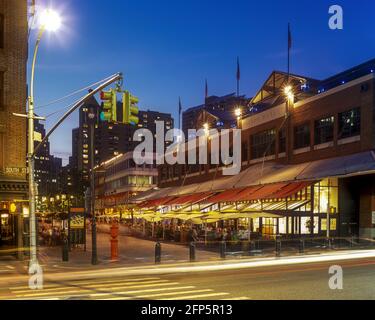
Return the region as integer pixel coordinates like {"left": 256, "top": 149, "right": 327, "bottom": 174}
{"left": 100, "top": 89, "right": 117, "bottom": 122}
{"left": 123, "top": 91, "right": 139, "bottom": 126}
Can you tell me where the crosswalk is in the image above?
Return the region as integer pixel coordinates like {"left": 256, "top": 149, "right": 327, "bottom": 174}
{"left": 6, "top": 276, "right": 251, "bottom": 300}
{"left": 0, "top": 264, "right": 15, "bottom": 274}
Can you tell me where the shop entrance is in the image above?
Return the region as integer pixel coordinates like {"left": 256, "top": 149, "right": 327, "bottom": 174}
{"left": 0, "top": 210, "right": 15, "bottom": 247}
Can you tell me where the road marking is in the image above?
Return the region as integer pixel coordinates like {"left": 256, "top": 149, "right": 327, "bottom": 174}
{"left": 164, "top": 292, "right": 230, "bottom": 300}
{"left": 12, "top": 279, "right": 169, "bottom": 293}
{"left": 14, "top": 282, "right": 181, "bottom": 298}
{"left": 10, "top": 277, "right": 161, "bottom": 290}
{"left": 91, "top": 285, "right": 195, "bottom": 298}
{"left": 97, "top": 288, "right": 213, "bottom": 300}
{"left": 221, "top": 297, "right": 250, "bottom": 300}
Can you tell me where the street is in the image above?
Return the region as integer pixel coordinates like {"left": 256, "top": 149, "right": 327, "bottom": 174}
{"left": 0, "top": 253, "right": 375, "bottom": 300}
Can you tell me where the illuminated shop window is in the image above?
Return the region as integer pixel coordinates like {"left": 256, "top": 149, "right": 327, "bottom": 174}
{"left": 313, "top": 179, "right": 338, "bottom": 214}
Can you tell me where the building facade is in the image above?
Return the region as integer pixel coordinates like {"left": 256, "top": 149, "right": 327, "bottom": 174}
{"left": 0, "top": 1, "right": 28, "bottom": 250}
{"left": 95, "top": 152, "right": 158, "bottom": 215}
{"left": 154, "top": 59, "right": 375, "bottom": 239}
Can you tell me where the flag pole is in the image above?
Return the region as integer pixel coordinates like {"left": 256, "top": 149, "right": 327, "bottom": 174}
{"left": 237, "top": 57, "right": 240, "bottom": 97}
{"left": 287, "top": 23, "right": 291, "bottom": 80}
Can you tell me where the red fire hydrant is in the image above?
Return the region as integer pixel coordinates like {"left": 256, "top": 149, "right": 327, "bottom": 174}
{"left": 110, "top": 223, "right": 119, "bottom": 261}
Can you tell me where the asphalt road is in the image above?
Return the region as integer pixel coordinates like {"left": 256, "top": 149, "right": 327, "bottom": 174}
{"left": 1, "top": 256, "right": 375, "bottom": 300}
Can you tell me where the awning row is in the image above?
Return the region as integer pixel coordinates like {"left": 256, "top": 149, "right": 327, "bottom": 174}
{"left": 133, "top": 211, "right": 283, "bottom": 224}
{"left": 138, "top": 181, "right": 314, "bottom": 209}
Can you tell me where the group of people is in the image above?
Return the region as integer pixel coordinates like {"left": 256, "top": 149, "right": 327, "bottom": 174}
{"left": 39, "top": 226, "right": 63, "bottom": 246}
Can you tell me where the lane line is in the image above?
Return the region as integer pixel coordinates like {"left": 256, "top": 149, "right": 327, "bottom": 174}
{"left": 164, "top": 292, "right": 230, "bottom": 300}
{"left": 98, "top": 289, "right": 214, "bottom": 300}
{"left": 90, "top": 285, "right": 195, "bottom": 298}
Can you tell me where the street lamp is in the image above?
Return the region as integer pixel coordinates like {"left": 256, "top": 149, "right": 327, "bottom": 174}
{"left": 235, "top": 107, "right": 242, "bottom": 128}
{"left": 28, "top": 8, "right": 61, "bottom": 269}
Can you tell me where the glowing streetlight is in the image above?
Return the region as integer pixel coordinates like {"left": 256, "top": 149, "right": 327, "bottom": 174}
{"left": 235, "top": 108, "right": 242, "bottom": 118}
{"left": 235, "top": 107, "right": 243, "bottom": 129}
{"left": 39, "top": 9, "right": 62, "bottom": 32}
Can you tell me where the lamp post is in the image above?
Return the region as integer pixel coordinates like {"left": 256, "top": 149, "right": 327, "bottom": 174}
{"left": 27, "top": 9, "right": 61, "bottom": 269}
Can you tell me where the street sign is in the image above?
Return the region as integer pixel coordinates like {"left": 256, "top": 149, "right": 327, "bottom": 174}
{"left": 68, "top": 207, "right": 86, "bottom": 246}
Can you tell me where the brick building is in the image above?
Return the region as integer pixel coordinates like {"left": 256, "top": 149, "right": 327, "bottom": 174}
{"left": 145, "top": 59, "right": 375, "bottom": 239}
{"left": 0, "top": 1, "right": 28, "bottom": 250}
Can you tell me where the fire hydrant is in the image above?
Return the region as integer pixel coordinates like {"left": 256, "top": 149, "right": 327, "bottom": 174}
{"left": 110, "top": 223, "right": 119, "bottom": 261}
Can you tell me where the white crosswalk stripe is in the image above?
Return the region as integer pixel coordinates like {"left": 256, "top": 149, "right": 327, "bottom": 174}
{"left": 7, "top": 276, "right": 250, "bottom": 301}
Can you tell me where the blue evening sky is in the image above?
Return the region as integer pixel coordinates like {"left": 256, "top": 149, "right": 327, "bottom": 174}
{"left": 29, "top": 0, "right": 375, "bottom": 164}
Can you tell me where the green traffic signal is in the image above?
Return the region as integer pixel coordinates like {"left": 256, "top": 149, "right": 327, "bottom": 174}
{"left": 100, "top": 89, "right": 117, "bottom": 122}
{"left": 123, "top": 91, "right": 139, "bottom": 126}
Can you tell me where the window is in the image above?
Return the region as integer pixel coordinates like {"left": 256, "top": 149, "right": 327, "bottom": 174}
{"left": 0, "top": 72, "right": 3, "bottom": 110}
{"left": 241, "top": 142, "right": 248, "bottom": 162}
{"left": 251, "top": 129, "right": 276, "bottom": 160}
{"left": 0, "top": 133, "right": 3, "bottom": 171}
{"left": 0, "top": 14, "right": 4, "bottom": 49}
{"left": 294, "top": 123, "right": 310, "bottom": 149}
{"left": 338, "top": 107, "right": 361, "bottom": 139}
{"left": 278, "top": 128, "right": 286, "bottom": 153}
{"left": 314, "top": 116, "right": 334, "bottom": 145}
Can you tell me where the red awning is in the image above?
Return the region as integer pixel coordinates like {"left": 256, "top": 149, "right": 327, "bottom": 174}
{"left": 139, "top": 196, "right": 176, "bottom": 208}
{"left": 235, "top": 183, "right": 288, "bottom": 201}
{"left": 165, "top": 192, "right": 213, "bottom": 206}
{"left": 263, "top": 181, "right": 315, "bottom": 199}
{"left": 230, "top": 185, "right": 264, "bottom": 202}
{"left": 202, "top": 188, "right": 246, "bottom": 204}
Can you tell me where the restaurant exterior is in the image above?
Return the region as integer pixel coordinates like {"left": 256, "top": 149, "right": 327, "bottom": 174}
{"left": 127, "top": 58, "right": 375, "bottom": 241}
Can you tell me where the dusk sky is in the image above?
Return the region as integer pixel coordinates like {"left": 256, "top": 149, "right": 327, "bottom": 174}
{"left": 30, "top": 0, "right": 375, "bottom": 164}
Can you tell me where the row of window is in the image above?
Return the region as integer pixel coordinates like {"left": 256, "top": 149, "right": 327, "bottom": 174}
{"left": 106, "top": 175, "right": 156, "bottom": 190}
{"left": 247, "top": 107, "right": 361, "bottom": 160}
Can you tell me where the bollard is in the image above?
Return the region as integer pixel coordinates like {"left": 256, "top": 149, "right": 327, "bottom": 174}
{"left": 299, "top": 239, "right": 305, "bottom": 254}
{"left": 189, "top": 242, "right": 196, "bottom": 262}
{"left": 275, "top": 235, "right": 281, "bottom": 257}
{"left": 326, "top": 238, "right": 332, "bottom": 249}
{"left": 220, "top": 241, "right": 226, "bottom": 259}
{"left": 110, "top": 223, "right": 119, "bottom": 261}
{"left": 155, "top": 242, "right": 161, "bottom": 264}
{"left": 242, "top": 241, "right": 250, "bottom": 255}
{"left": 250, "top": 241, "right": 256, "bottom": 256}
{"left": 62, "top": 236, "right": 69, "bottom": 262}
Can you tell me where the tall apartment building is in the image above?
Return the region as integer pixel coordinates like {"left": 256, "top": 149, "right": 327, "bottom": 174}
{"left": 0, "top": 1, "right": 28, "bottom": 249}
{"left": 33, "top": 118, "right": 62, "bottom": 205}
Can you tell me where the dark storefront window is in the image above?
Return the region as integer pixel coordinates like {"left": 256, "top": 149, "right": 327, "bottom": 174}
{"left": 314, "top": 116, "right": 334, "bottom": 145}
{"left": 0, "top": 133, "right": 3, "bottom": 171}
{"left": 338, "top": 107, "right": 361, "bottom": 139}
{"left": 0, "top": 72, "right": 3, "bottom": 110}
{"left": 251, "top": 129, "right": 276, "bottom": 160}
{"left": 294, "top": 123, "right": 310, "bottom": 149}
{"left": 278, "top": 128, "right": 286, "bottom": 153}
{"left": 0, "top": 14, "right": 4, "bottom": 49}
{"left": 242, "top": 142, "right": 249, "bottom": 162}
